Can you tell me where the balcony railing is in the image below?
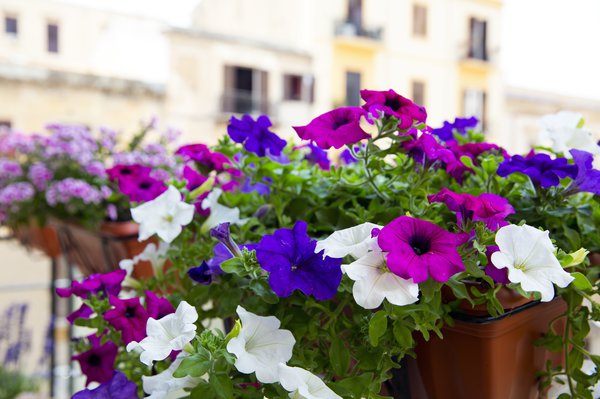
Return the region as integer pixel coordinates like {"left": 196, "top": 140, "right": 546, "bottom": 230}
{"left": 221, "top": 89, "right": 270, "bottom": 115}
{"left": 334, "top": 20, "right": 383, "bottom": 41}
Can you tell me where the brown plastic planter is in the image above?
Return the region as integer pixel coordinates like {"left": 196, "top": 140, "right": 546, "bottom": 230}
{"left": 50, "top": 219, "right": 154, "bottom": 278}
{"left": 408, "top": 298, "right": 566, "bottom": 399}
{"left": 13, "top": 221, "right": 61, "bottom": 258}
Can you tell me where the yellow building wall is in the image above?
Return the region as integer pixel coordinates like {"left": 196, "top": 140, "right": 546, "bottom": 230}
{"left": 331, "top": 39, "right": 379, "bottom": 106}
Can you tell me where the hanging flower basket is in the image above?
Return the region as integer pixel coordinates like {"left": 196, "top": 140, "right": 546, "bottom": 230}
{"left": 12, "top": 221, "right": 61, "bottom": 258}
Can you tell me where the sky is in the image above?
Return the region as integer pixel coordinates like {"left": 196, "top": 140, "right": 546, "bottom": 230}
{"left": 63, "top": 0, "right": 600, "bottom": 101}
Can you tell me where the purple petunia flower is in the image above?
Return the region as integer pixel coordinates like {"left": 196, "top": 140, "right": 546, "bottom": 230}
{"left": 118, "top": 175, "right": 167, "bottom": 202}
{"left": 176, "top": 144, "right": 231, "bottom": 172}
{"left": 145, "top": 291, "right": 174, "bottom": 320}
{"left": 360, "top": 89, "right": 427, "bottom": 130}
{"left": 66, "top": 304, "right": 94, "bottom": 324}
{"left": 432, "top": 116, "right": 479, "bottom": 142}
{"left": 106, "top": 164, "right": 152, "bottom": 182}
{"left": 566, "top": 149, "right": 600, "bottom": 195}
{"left": 483, "top": 245, "right": 510, "bottom": 284}
{"left": 72, "top": 371, "right": 139, "bottom": 399}
{"left": 256, "top": 220, "right": 343, "bottom": 300}
{"left": 183, "top": 166, "right": 210, "bottom": 216}
{"left": 189, "top": 241, "right": 258, "bottom": 284}
{"left": 497, "top": 152, "right": 577, "bottom": 188}
{"left": 72, "top": 334, "right": 118, "bottom": 385}
{"left": 228, "top": 114, "right": 287, "bottom": 157}
{"left": 0, "top": 182, "right": 35, "bottom": 207}
{"left": 188, "top": 261, "right": 215, "bottom": 285}
{"left": 428, "top": 188, "right": 515, "bottom": 231}
{"left": 241, "top": 177, "right": 271, "bottom": 196}
{"left": 56, "top": 269, "right": 126, "bottom": 299}
{"left": 103, "top": 296, "right": 148, "bottom": 344}
{"left": 448, "top": 141, "right": 508, "bottom": 161}
{"left": 28, "top": 162, "right": 53, "bottom": 190}
{"left": 403, "top": 133, "right": 467, "bottom": 181}
{"left": 378, "top": 216, "right": 465, "bottom": 283}
{"left": 301, "top": 142, "right": 330, "bottom": 170}
{"left": 293, "top": 107, "right": 370, "bottom": 150}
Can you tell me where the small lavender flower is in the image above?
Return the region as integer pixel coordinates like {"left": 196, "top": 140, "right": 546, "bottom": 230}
{"left": 150, "top": 169, "right": 170, "bottom": 181}
{"left": 0, "top": 133, "right": 39, "bottom": 154}
{"left": 0, "top": 159, "right": 23, "bottom": 181}
{"left": 85, "top": 161, "right": 107, "bottom": 179}
{"left": 28, "top": 162, "right": 53, "bottom": 190}
{"left": 0, "top": 182, "right": 35, "bottom": 207}
{"left": 99, "top": 127, "right": 118, "bottom": 152}
{"left": 162, "top": 127, "right": 181, "bottom": 144}
{"left": 46, "top": 178, "right": 103, "bottom": 206}
{"left": 107, "top": 204, "right": 118, "bottom": 221}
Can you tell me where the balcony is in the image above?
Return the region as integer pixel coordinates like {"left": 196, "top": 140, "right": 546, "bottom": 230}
{"left": 221, "top": 89, "right": 270, "bottom": 116}
{"left": 334, "top": 20, "right": 383, "bottom": 41}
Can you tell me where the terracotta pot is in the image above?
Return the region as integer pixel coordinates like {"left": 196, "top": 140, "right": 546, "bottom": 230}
{"left": 50, "top": 219, "right": 154, "bottom": 278}
{"left": 12, "top": 221, "right": 61, "bottom": 258}
{"left": 408, "top": 298, "right": 567, "bottom": 399}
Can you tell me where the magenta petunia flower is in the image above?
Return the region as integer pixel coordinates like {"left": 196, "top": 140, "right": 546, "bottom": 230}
{"left": 360, "top": 89, "right": 427, "bottom": 129}
{"left": 66, "top": 304, "right": 94, "bottom": 324}
{"left": 118, "top": 174, "right": 167, "bottom": 202}
{"left": 176, "top": 144, "right": 231, "bottom": 172}
{"left": 56, "top": 269, "right": 126, "bottom": 299}
{"left": 72, "top": 334, "right": 118, "bottom": 385}
{"left": 378, "top": 216, "right": 465, "bottom": 283}
{"left": 106, "top": 164, "right": 152, "bottom": 182}
{"left": 103, "top": 296, "right": 148, "bottom": 344}
{"left": 183, "top": 166, "right": 210, "bottom": 216}
{"left": 428, "top": 188, "right": 514, "bottom": 231}
{"left": 145, "top": 291, "right": 175, "bottom": 320}
{"left": 448, "top": 142, "right": 508, "bottom": 161}
{"left": 293, "top": 107, "right": 370, "bottom": 149}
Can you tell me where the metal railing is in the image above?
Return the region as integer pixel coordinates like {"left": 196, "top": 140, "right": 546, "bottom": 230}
{"left": 221, "top": 90, "right": 270, "bottom": 115}
{"left": 334, "top": 20, "right": 383, "bottom": 41}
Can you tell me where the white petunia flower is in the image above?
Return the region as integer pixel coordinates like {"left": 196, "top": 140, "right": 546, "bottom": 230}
{"left": 315, "top": 223, "right": 382, "bottom": 259}
{"left": 342, "top": 248, "right": 419, "bottom": 309}
{"left": 143, "top": 354, "right": 203, "bottom": 399}
{"left": 226, "top": 306, "right": 295, "bottom": 383}
{"left": 200, "top": 188, "right": 247, "bottom": 232}
{"left": 491, "top": 224, "right": 574, "bottom": 302}
{"left": 127, "top": 301, "right": 198, "bottom": 366}
{"left": 539, "top": 111, "right": 600, "bottom": 157}
{"left": 278, "top": 364, "right": 342, "bottom": 399}
{"left": 131, "top": 186, "right": 195, "bottom": 243}
{"left": 138, "top": 241, "right": 170, "bottom": 274}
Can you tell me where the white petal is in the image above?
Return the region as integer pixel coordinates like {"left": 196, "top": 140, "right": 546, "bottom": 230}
{"left": 143, "top": 354, "right": 203, "bottom": 398}
{"left": 278, "top": 364, "right": 341, "bottom": 399}
{"left": 315, "top": 223, "right": 382, "bottom": 259}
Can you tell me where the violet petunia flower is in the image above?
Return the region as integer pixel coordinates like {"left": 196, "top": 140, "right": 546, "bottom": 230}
{"left": 432, "top": 116, "right": 479, "bottom": 142}
{"left": 360, "top": 89, "right": 427, "bottom": 129}
{"left": 56, "top": 269, "right": 126, "bottom": 299}
{"left": 188, "top": 261, "right": 214, "bottom": 285}
{"left": 241, "top": 177, "right": 271, "bottom": 196}
{"left": 103, "top": 296, "right": 148, "bottom": 344}
{"left": 256, "top": 220, "right": 343, "bottom": 300}
{"left": 145, "top": 291, "right": 175, "bottom": 320}
{"left": 484, "top": 245, "right": 510, "bottom": 284}
{"left": 403, "top": 133, "right": 467, "bottom": 181}
{"left": 497, "top": 152, "right": 577, "bottom": 188}
{"left": 293, "top": 107, "right": 370, "bottom": 150}
{"left": 566, "top": 149, "right": 600, "bottom": 196}
{"left": 428, "top": 188, "right": 515, "bottom": 231}
{"left": 302, "top": 142, "right": 330, "bottom": 170}
{"left": 227, "top": 115, "right": 287, "bottom": 157}
{"left": 118, "top": 175, "right": 167, "bottom": 202}
{"left": 176, "top": 144, "right": 231, "bottom": 172}
{"left": 72, "top": 371, "right": 139, "bottom": 399}
{"left": 72, "top": 334, "right": 118, "bottom": 385}
{"left": 66, "top": 304, "right": 94, "bottom": 324}
{"left": 188, "top": 242, "right": 258, "bottom": 284}
{"left": 106, "top": 164, "right": 152, "bottom": 182}
{"left": 377, "top": 216, "right": 465, "bottom": 283}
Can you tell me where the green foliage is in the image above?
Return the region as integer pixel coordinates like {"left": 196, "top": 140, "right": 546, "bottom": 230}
{"left": 0, "top": 367, "right": 38, "bottom": 399}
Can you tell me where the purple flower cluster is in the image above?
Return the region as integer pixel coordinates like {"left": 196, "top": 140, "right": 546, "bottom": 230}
{"left": 28, "top": 162, "right": 53, "bottom": 190}
{"left": 360, "top": 89, "right": 427, "bottom": 129}
{"left": 0, "top": 159, "right": 22, "bottom": 181}
{"left": 99, "top": 127, "right": 118, "bottom": 153}
{"left": 432, "top": 116, "right": 479, "bottom": 142}
{"left": 0, "top": 182, "right": 35, "bottom": 207}
{"left": 497, "top": 152, "right": 577, "bottom": 188}
{"left": 43, "top": 124, "right": 99, "bottom": 166}
{"left": 84, "top": 161, "right": 107, "bottom": 179}
{"left": 46, "top": 178, "right": 105, "bottom": 206}
{"left": 227, "top": 114, "right": 287, "bottom": 157}
{"left": 0, "top": 132, "right": 39, "bottom": 155}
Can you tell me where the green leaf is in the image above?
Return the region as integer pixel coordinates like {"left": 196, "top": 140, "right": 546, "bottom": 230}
{"left": 392, "top": 321, "right": 414, "bottom": 349}
{"left": 173, "top": 350, "right": 211, "bottom": 378}
{"left": 571, "top": 272, "right": 593, "bottom": 291}
{"left": 209, "top": 373, "right": 234, "bottom": 399}
{"left": 219, "top": 257, "right": 245, "bottom": 274}
{"left": 460, "top": 155, "right": 475, "bottom": 170}
{"left": 368, "top": 311, "right": 388, "bottom": 347}
{"left": 329, "top": 338, "right": 350, "bottom": 376}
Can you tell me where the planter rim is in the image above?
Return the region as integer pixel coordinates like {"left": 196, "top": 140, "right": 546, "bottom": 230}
{"left": 451, "top": 298, "right": 542, "bottom": 324}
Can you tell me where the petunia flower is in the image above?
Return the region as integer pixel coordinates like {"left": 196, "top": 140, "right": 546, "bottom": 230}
{"left": 118, "top": 175, "right": 167, "bottom": 202}
{"left": 72, "top": 371, "right": 139, "bottom": 399}
{"left": 73, "top": 334, "right": 118, "bottom": 385}
{"left": 127, "top": 301, "right": 198, "bottom": 366}
{"left": 227, "top": 114, "right": 287, "bottom": 157}
{"left": 539, "top": 111, "right": 600, "bottom": 156}
{"left": 145, "top": 291, "right": 175, "bottom": 320}
{"left": 402, "top": 133, "right": 463, "bottom": 180}
{"left": 56, "top": 269, "right": 126, "bottom": 299}
{"left": 256, "top": 220, "right": 343, "bottom": 300}
{"left": 293, "top": 107, "right": 370, "bottom": 149}
{"left": 131, "top": 185, "right": 195, "bottom": 243}
{"left": 566, "top": 149, "right": 600, "bottom": 196}
{"left": 176, "top": 144, "right": 231, "bottom": 171}
{"left": 377, "top": 216, "right": 465, "bottom": 283}
{"left": 104, "top": 296, "right": 149, "bottom": 345}
{"left": 360, "top": 89, "right": 427, "bottom": 130}
{"left": 490, "top": 224, "right": 574, "bottom": 302}
{"left": 200, "top": 188, "right": 247, "bottom": 232}
{"left": 315, "top": 222, "right": 382, "bottom": 259}
{"left": 483, "top": 245, "right": 509, "bottom": 284}
{"left": 66, "top": 304, "right": 94, "bottom": 324}
{"left": 137, "top": 241, "right": 170, "bottom": 275}
{"left": 142, "top": 354, "right": 203, "bottom": 399}
{"left": 343, "top": 247, "right": 419, "bottom": 309}
{"left": 497, "top": 152, "right": 577, "bottom": 188}
{"left": 226, "top": 306, "right": 295, "bottom": 383}
{"left": 432, "top": 116, "right": 479, "bottom": 142}
{"left": 278, "top": 364, "right": 342, "bottom": 399}
{"left": 301, "top": 142, "right": 331, "bottom": 170}
{"left": 106, "top": 164, "right": 152, "bottom": 182}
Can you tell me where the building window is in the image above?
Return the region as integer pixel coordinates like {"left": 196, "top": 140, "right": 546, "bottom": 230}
{"left": 47, "top": 23, "right": 59, "bottom": 53}
{"left": 345, "top": 71, "right": 361, "bottom": 107}
{"left": 283, "top": 74, "right": 315, "bottom": 102}
{"left": 0, "top": 121, "right": 12, "bottom": 132}
{"left": 4, "top": 16, "right": 17, "bottom": 36}
{"left": 223, "top": 65, "right": 268, "bottom": 114}
{"left": 347, "top": 0, "right": 363, "bottom": 30}
{"left": 468, "top": 17, "right": 487, "bottom": 61}
{"left": 411, "top": 80, "right": 426, "bottom": 106}
{"left": 412, "top": 5, "right": 427, "bottom": 37}
{"left": 463, "top": 89, "right": 486, "bottom": 129}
